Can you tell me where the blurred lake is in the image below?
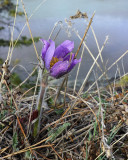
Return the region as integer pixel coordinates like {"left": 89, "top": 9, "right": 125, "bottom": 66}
{"left": 0, "top": 0, "right": 128, "bottom": 82}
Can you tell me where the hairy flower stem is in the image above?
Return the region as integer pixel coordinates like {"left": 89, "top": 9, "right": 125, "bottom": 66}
{"left": 33, "top": 72, "right": 48, "bottom": 137}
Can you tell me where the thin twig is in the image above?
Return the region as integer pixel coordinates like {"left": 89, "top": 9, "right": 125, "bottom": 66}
{"left": 75, "top": 12, "right": 95, "bottom": 58}
{"left": 73, "top": 46, "right": 85, "bottom": 93}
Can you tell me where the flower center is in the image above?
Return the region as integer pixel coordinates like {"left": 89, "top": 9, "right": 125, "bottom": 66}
{"left": 50, "top": 57, "right": 59, "bottom": 68}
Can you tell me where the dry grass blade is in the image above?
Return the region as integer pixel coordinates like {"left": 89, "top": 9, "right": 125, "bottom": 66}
{"left": 0, "top": 120, "right": 13, "bottom": 135}
{"left": 86, "top": 50, "right": 128, "bottom": 93}
{"left": 7, "top": 0, "right": 19, "bottom": 64}
{"left": 0, "top": 0, "right": 19, "bottom": 93}
{"left": 0, "top": 147, "right": 9, "bottom": 154}
{"left": 13, "top": 65, "right": 38, "bottom": 91}
{"left": 73, "top": 46, "right": 85, "bottom": 93}
{"left": 78, "top": 36, "right": 109, "bottom": 95}
{"left": 74, "top": 29, "right": 103, "bottom": 72}
{"left": 0, "top": 144, "right": 51, "bottom": 159}
{"left": 48, "top": 142, "right": 63, "bottom": 160}
{"left": 75, "top": 12, "right": 95, "bottom": 58}
{"left": 78, "top": 96, "right": 101, "bottom": 134}
{"left": 111, "top": 131, "right": 128, "bottom": 147}
{"left": 20, "top": 0, "right": 41, "bottom": 65}
{"left": 3, "top": 80, "right": 34, "bottom": 156}
{"left": 35, "top": 151, "right": 52, "bottom": 160}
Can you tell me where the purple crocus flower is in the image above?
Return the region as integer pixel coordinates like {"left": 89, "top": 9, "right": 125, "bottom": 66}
{"left": 41, "top": 39, "right": 81, "bottom": 78}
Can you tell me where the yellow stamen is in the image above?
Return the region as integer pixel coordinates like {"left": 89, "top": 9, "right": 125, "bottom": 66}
{"left": 50, "top": 57, "right": 59, "bottom": 68}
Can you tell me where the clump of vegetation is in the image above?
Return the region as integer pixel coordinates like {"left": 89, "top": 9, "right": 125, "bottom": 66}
{"left": 0, "top": 0, "right": 24, "bottom": 17}
{"left": 120, "top": 75, "right": 128, "bottom": 86}
{"left": 9, "top": 9, "right": 24, "bottom": 17}
{"left": 0, "top": 27, "right": 4, "bottom": 31}
{"left": 0, "top": 58, "right": 4, "bottom": 65}
{"left": 0, "top": 36, "right": 40, "bottom": 47}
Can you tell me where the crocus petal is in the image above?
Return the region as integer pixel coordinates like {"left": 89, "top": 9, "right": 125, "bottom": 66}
{"left": 44, "top": 40, "right": 55, "bottom": 70}
{"left": 63, "top": 53, "right": 81, "bottom": 72}
{"left": 50, "top": 61, "right": 69, "bottom": 78}
{"left": 67, "top": 57, "right": 81, "bottom": 73}
{"left": 41, "top": 39, "right": 50, "bottom": 61}
{"left": 54, "top": 40, "right": 74, "bottom": 58}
